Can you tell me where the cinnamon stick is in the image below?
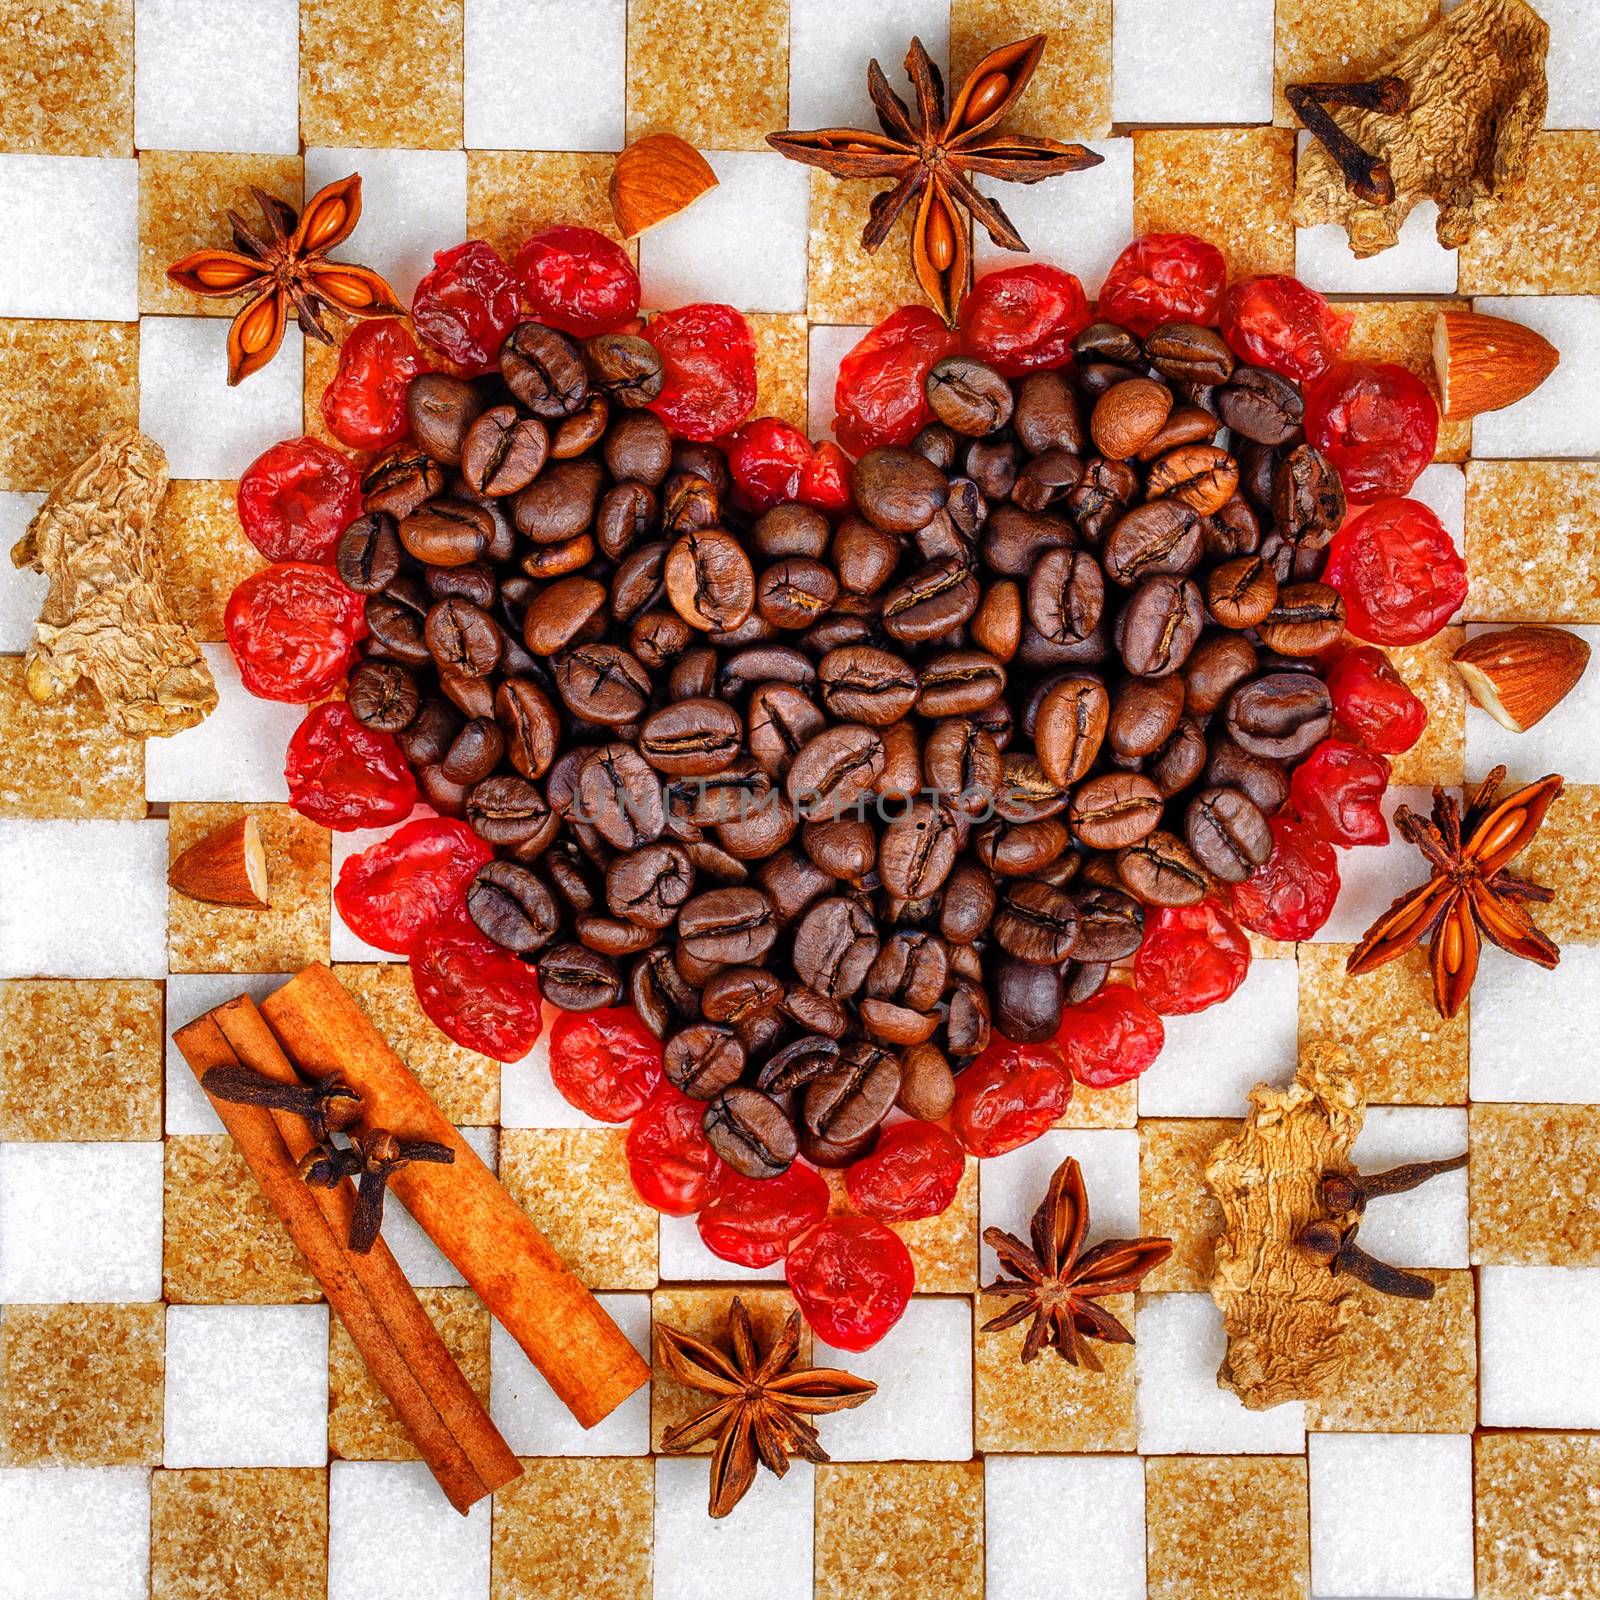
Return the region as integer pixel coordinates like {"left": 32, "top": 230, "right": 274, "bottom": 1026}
{"left": 173, "top": 1003, "right": 521, "bottom": 1513}
{"left": 260, "top": 963, "right": 650, "bottom": 1429}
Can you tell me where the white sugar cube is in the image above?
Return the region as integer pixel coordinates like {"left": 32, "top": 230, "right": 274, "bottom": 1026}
{"left": 329, "top": 1461, "right": 491, "bottom": 1600}
{"left": 787, "top": 0, "right": 950, "bottom": 130}
{"left": 1348, "top": 1106, "right": 1469, "bottom": 1268}
{"left": 164, "top": 971, "right": 297, "bottom": 1135}
{"left": 1470, "top": 944, "right": 1600, "bottom": 1103}
{"left": 1135, "top": 1292, "right": 1306, "bottom": 1453}
{"left": 1112, "top": 0, "right": 1274, "bottom": 125}
{"left": 0, "top": 820, "right": 168, "bottom": 979}
{"left": 1470, "top": 297, "right": 1600, "bottom": 459}
{"left": 1314, "top": 786, "right": 1435, "bottom": 945}
{"left": 813, "top": 1297, "right": 972, "bottom": 1460}
{"left": 1463, "top": 623, "right": 1600, "bottom": 785}
{"left": 1480, "top": 1266, "right": 1600, "bottom": 1427}
{"left": 164, "top": 1304, "right": 329, "bottom": 1467}
{"left": 0, "top": 1467, "right": 151, "bottom": 1600}
{"left": 0, "top": 156, "right": 138, "bottom": 320}
{"left": 0, "top": 1142, "right": 163, "bottom": 1302}
{"left": 1310, "top": 1433, "right": 1475, "bottom": 1598}
{"left": 654, "top": 1458, "right": 814, "bottom": 1600}
{"left": 1137, "top": 958, "right": 1299, "bottom": 1118}
{"left": 657, "top": 1211, "right": 784, "bottom": 1283}
{"left": 381, "top": 1126, "right": 495, "bottom": 1287}
{"left": 490, "top": 1292, "right": 649, "bottom": 1455}
{"left": 0, "top": 493, "right": 48, "bottom": 652}
{"left": 464, "top": 0, "right": 626, "bottom": 152}
{"left": 1539, "top": 0, "right": 1600, "bottom": 127}
{"left": 500, "top": 1003, "right": 612, "bottom": 1128}
{"left": 139, "top": 317, "right": 304, "bottom": 482}
{"left": 985, "top": 1455, "right": 1147, "bottom": 1600}
{"left": 807, "top": 323, "right": 871, "bottom": 443}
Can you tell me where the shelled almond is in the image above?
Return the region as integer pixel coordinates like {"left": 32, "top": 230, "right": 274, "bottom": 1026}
{"left": 1453, "top": 626, "right": 1590, "bottom": 731}
{"left": 1433, "top": 308, "right": 1559, "bottom": 421}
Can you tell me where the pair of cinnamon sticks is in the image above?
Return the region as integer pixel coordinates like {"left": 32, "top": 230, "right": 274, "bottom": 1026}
{"left": 174, "top": 964, "right": 649, "bottom": 1513}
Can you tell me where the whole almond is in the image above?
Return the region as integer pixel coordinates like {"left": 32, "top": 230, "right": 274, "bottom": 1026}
{"left": 1090, "top": 378, "right": 1172, "bottom": 461}
{"left": 610, "top": 133, "right": 718, "bottom": 239}
{"left": 1453, "top": 625, "right": 1590, "bottom": 731}
{"left": 1433, "top": 308, "right": 1560, "bottom": 421}
{"left": 169, "top": 815, "right": 271, "bottom": 907}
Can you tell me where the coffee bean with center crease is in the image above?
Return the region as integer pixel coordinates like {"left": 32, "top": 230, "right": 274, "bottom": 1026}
{"left": 595, "top": 482, "right": 656, "bottom": 561}
{"left": 702, "top": 966, "right": 785, "bottom": 1026}
{"left": 678, "top": 887, "right": 778, "bottom": 965}
{"left": 974, "top": 816, "right": 1071, "bottom": 877}
{"left": 785, "top": 724, "right": 886, "bottom": 816}
{"left": 1226, "top": 672, "right": 1333, "bottom": 761}
{"left": 1102, "top": 500, "right": 1204, "bottom": 586}
{"left": 1145, "top": 322, "right": 1236, "bottom": 386}
{"left": 1116, "top": 830, "right": 1208, "bottom": 906}
{"left": 803, "top": 1041, "right": 901, "bottom": 1142}
{"left": 400, "top": 500, "right": 493, "bottom": 567}
{"left": 538, "top": 942, "right": 621, "bottom": 1011}
{"left": 819, "top": 646, "right": 919, "bottom": 726}
{"left": 500, "top": 321, "right": 588, "bottom": 418}
{"left": 1070, "top": 886, "right": 1144, "bottom": 961}
{"left": 554, "top": 643, "right": 650, "bottom": 725}
{"left": 1069, "top": 771, "right": 1163, "bottom": 849}
{"left": 406, "top": 374, "right": 484, "bottom": 466}
{"left": 851, "top": 446, "right": 949, "bottom": 533}
{"left": 1218, "top": 366, "right": 1303, "bottom": 445}
{"left": 747, "top": 684, "right": 826, "bottom": 781}
{"left": 1185, "top": 786, "right": 1272, "bottom": 883}
{"left": 467, "top": 860, "right": 558, "bottom": 953}
{"left": 881, "top": 557, "right": 980, "bottom": 644}
{"left": 1273, "top": 442, "right": 1346, "bottom": 550}
{"left": 1109, "top": 674, "right": 1185, "bottom": 759}
{"left": 916, "top": 649, "right": 1006, "bottom": 717}
{"left": 575, "top": 744, "right": 665, "bottom": 849}
{"left": 348, "top": 660, "right": 419, "bottom": 732}
{"left": 703, "top": 1086, "right": 796, "bottom": 1179}
{"left": 442, "top": 716, "right": 504, "bottom": 784}
{"left": 582, "top": 332, "right": 664, "bottom": 407}
{"left": 362, "top": 446, "right": 445, "bottom": 520}
{"left": 924, "top": 718, "right": 1002, "bottom": 814}
{"left": 467, "top": 774, "right": 557, "bottom": 852}
{"left": 513, "top": 459, "right": 603, "bottom": 543}
{"left": 664, "top": 528, "right": 755, "bottom": 632}
{"left": 426, "top": 562, "right": 497, "bottom": 609}
{"left": 461, "top": 404, "right": 549, "bottom": 497}
{"left": 425, "top": 598, "right": 502, "bottom": 678}
{"left": 664, "top": 1024, "right": 746, "bottom": 1099}
{"left": 1256, "top": 581, "right": 1346, "bottom": 656}
{"left": 1207, "top": 555, "right": 1278, "bottom": 629}
{"left": 639, "top": 698, "right": 744, "bottom": 776}
{"left": 629, "top": 945, "right": 699, "bottom": 1037}
{"left": 925, "top": 355, "right": 1014, "bottom": 435}
{"left": 1028, "top": 547, "right": 1105, "bottom": 644}
{"left": 606, "top": 841, "right": 693, "bottom": 928}
{"left": 336, "top": 514, "right": 401, "bottom": 594}
{"left": 878, "top": 799, "right": 962, "bottom": 899}
{"left": 757, "top": 557, "right": 838, "bottom": 630}
{"left": 1115, "top": 575, "right": 1206, "bottom": 677}
{"left": 1151, "top": 716, "right": 1208, "bottom": 795}
{"left": 1145, "top": 443, "right": 1238, "bottom": 517}
{"left": 493, "top": 680, "right": 558, "bottom": 780}
{"left": 1034, "top": 676, "right": 1110, "bottom": 788}
{"left": 793, "top": 896, "right": 880, "bottom": 998}
{"left": 993, "top": 879, "right": 1080, "bottom": 963}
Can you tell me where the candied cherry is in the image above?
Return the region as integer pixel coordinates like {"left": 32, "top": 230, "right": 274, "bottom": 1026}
{"left": 1289, "top": 738, "right": 1391, "bottom": 848}
{"left": 224, "top": 563, "right": 367, "bottom": 703}
{"left": 1097, "top": 233, "right": 1228, "bottom": 338}
{"left": 959, "top": 263, "right": 1091, "bottom": 376}
{"left": 1135, "top": 900, "right": 1252, "bottom": 1015}
{"left": 548, "top": 1007, "right": 663, "bottom": 1123}
{"left": 1326, "top": 646, "right": 1427, "bottom": 755}
{"left": 1232, "top": 814, "right": 1341, "bottom": 942}
{"left": 320, "top": 320, "right": 430, "bottom": 451}
{"left": 785, "top": 1217, "right": 915, "bottom": 1351}
{"left": 833, "top": 306, "right": 959, "bottom": 458}
{"left": 1219, "top": 275, "right": 1354, "bottom": 384}
{"left": 285, "top": 701, "right": 416, "bottom": 831}
{"left": 723, "top": 418, "right": 851, "bottom": 515}
{"left": 843, "top": 1122, "right": 965, "bottom": 1223}
{"left": 411, "top": 240, "right": 522, "bottom": 375}
{"left": 1054, "top": 985, "right": 1165, "bottom": 1088}
{"left": 626, "top": 1083, "right": 727, "bottom": 1215}
{"left": 949, "top": 1039, "right": 1071, "bottom": 1157}
{"left": 1305, "top": 360, "right": 1438, "bottom": 499}
{"left": 1323, "top": 497, "right": 1467, "bottom": 646}
{"left": 334, "top": 816, "right": 492, "bottom": 954}
{"left": 236, "top": 437, "right": 363, "bottom": 564}
{"left": 513, "top": 225, "right": 640, "bottom": 339}
{"left": 697, "top": 1163, "right": 830, "bottom": 1269}
{"left": 410, "top": 903, "right": 543, "bottom": 1061}
{"left": 643, "top": 303, "right": 757, "bottom": 442}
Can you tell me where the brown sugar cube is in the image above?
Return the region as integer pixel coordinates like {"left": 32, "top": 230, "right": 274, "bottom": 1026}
{"left": 1133, "top": 128, "right": 1296, "bottom": 281}
{"left": 0, "top": 0, "right": 132, "bottom": 156}
{"left": 951, "top": 0, "right": 1114, "bottom": 142}
{"left": 1146, "top": 1455, "right": 1311, "bottom": 1600}
{"left": 0, "top": 660, "right": 145, "bottom": 819}
{"left": 163, "top": 1135, "right": 322, "bottom": 1305}
{"left": 1273, "top": 0, "right": 1436, "bottom": 127}
{"left": 1388, "top": 626, "right": 1466, "bottom": 787}
{"left": 0, "top": 1303, "right": 164, "bottom": 1465}
{"left": 1469, "top": 1104, "right": 1600, "bottom": 1266}
{"left": 151, "top": 1467, "right": 327, "bottom": 1600}
{"left": 651, "top": 1286, "right": 808, "bottom": 1451}
{"left": 1139, "top": 1120, "right": 1238, "bottom": 1292}
{"left": 1340, "top": 300, "right": 1470, "bottom": 464}
{"left": 1058, "top": 1078, "right": 1138, "bottom": 1129}
{"left": 492, "top": 1458, "right": 654, "bottom": 1600}
{"left": 168, "top": 804, "right": 330, "bottom": 974}
{"left": 974, "top": 1290, "right": 1135, "bottom": 1452}
{"left": 329, "top": 1286, "right": 489, "bottom": 1460}
{"left": 1460, "top": 132, "right": 1600, "bottom": 295}
{"left": 822, "top": 1161, "right": 979, "bottom": 1294}
{"left": 807, "top": 171, "right": 930, "bottom": 326}
{"left": 1305, "top": 1269, "right": 1476, "bottom": 1432}
{"left": 627, "top": 0, "right": 786, "bottom": 152}
{"left": 156, "top": 480, "right": 267, "bottom": 642}
{"left": 301, "top": 336, "right": 342, "bottom": 451}
{"left": 1465, "top": 462, "right": 1600, "bottom": 623}
{"left": 1297, "top": 945, "right": 1468, "bottom": 1105}
{"left": 468, "top": 151, "right": 632, "bottom": 267}
{"left": 1512, "top": 784, "right": 1600, "bottom": 944}
{"left": 749, "top": 313, "right": 810, "bottom": 432}
{"left": 500, "top": 1128, "right": 655, "bottom": 1290}
{"left": 0, "top": 978, "right": 162, "bottom": 1140}
{"left": 334, "top": 963, "right": 498, "bottom": 1124}
{"left": 300, "top": 0, "right": 462, "bottom": 149}
{"left": 1476, "top": 1433, "right": 1600, "bottom": 1600}
{"left": 815, "top": 1462, "right": 984, "bottom": 1600}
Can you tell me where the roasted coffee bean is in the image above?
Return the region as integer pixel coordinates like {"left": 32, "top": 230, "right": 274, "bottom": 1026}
{"left": 1256, "top": 580, "right": 1346, "bottom": 655}
{"left": 1066, "top": 457, "right": 1139, "bottom": 544}
{"left": 336, "top": 513, "right": 401, "bottom": 594}
{"left": 442, "top": 716, "right": 505, "bottom": 784}
{"left": 757, "top": 557, "right": 839, "bottom": 630}
{"left": 1069, "top": 771, "right": 1163, "bottom": 849}
{"left": 575, "top": 744, "right": 665, "bottom": 849}
{"left": 425, "top": 598, "right": 502, "bottom": 678}
{"left": 407, "top": 373, "right": 484, "bottom": 466}
{"left": 792, "top": 895, "right": 880, "bottom": 1000}
{"left": 701, "top": 967, "right": 785, "bottom": 1027}
{"left": 993, "top": 753, "right": 1069, "bottom": 823}
{"left": 1034, "top": 676, "right": 1110, "bottom": 788}
{"left": 1206, "top": 736, "right": 1290, "bottom": 814}
{"left": 1185, "top": 786, "right": 1272, "bottom": 883}
{"left": 863, "top": 931, "right": 946, "bottom": 1013}
{"left": 1150, "top": 717, "right": 1208, "bottom": 796}
{"left": 945, "top": 979, "right": 992, "bottom": 1057}
{"left": 609, "top": 542, "right": 668, "bottom": 624}
{"left": 398, "top": 698, "right": 460, "bottom": 768}
{"left": 425, "top": 561, "right": 497, "bottom": 609}
{"left": 1237, "top": 440, "right": 1280, "bottom": 511}
{"left": 461, "top": 404, "right": 548, "bottom": 496}
{"left": 550, "top": 395, "right": 608, "bottom": 459}
{"left": 438, "top": 666, "right": 496, "bottom": 721}
{"left": 467, "top": 774, "right": 558, "bottom": 851}
{"left": 664, "top": 528, "right": 755, "bottom": 632}
{"left": 639, "top": 698, "right": 743, "bottom": 776}
{"left": 786, "top": 724, "right": 886, "bottom": 815}
{"left": 911, "top": 422, "right": 959, "bottom": 471}
{"left": 1062, "top": 960, "right": 1108, "bottom": 1004}
{"left": 920, "top": 718, "right": 999, "bottom": 815}
{"left": 1109, "top": 674, "right": 1185, "bottom": 759}
{"left": 1206, "top": 554, "right": 1278, "bottom": 630}
{"left": 554, "top": 643, "right": 650, "bottom": 725}
{"left": 629, "top": 945, "right": 700, "bottom": 1037}
{"left": 1145, "top": 443, "right": 1239, "bottom": 517}
{"left": 493, "top": 679, "right": 559, "bottom": 780}
{"left": 881, "top": 556, "right": 980, "bottom": 644}
{"left": 1012, "top": 369, "right": 1088, "bottom": 454}
{"left": 1218, "top": 365, "right": 1303, "bottom": 444}
{"left": 747, "top": 684, "right": 826, "bottom": 781}
{"left": 347, "top": 660, "right": 419, "bottom": 733}
{"left": 669, "top": 646, "right": 719, "bottom": 702}
{"left": 521, "top": 532, "right": 595, "bottom": 579}
{"left": 1070, "top": 887, "right": 1144, "bottom": 961}
{"left": 513, "top": 459, "right": 603, "bottom": 544}
{"left": 537, "top": 943, "right": 622, "bottom": 1011}
{"left": 915, "top": 649, "right": 1006, "bottom": 717}
{"left": 362, "top": 446, "right": 446, "bottom": 520}
{"left": 678, "top": 887, "right": 778, "bottom": 965}
{"left": 664, "top": 1024, "right": 746, "bottom": 1098}
{"left": 1201, "top": 494, "right": 1261, "bottom": 561}
{"left": 859, "top": 998, "right": 937, "bottom": 1047}
{"left": 1137, "top": 404, "right": 1220, "bottom": 463}
{"left": 852, "top": 446, "right": 949, "bottom": 533}
{"left": 1273, "top": 442, "right": 1346, "bottom": 550}
{"left": 582, "top": 332, "right": 664, "bottom": 406}
{"left": 926, "top": 355, "right": 1014, "bottom": 435}
{"left": 400, "top": 500, "right": 493, "bottom": 567}
{"left": 417, "top": 763, "right": 469, "bottom": 816}
{"left": 606, "top": 841, "right": 693, "bottom": 929}
{"left": 602, "top": 411, "right": 672, "bottom": 487}
{"left": 594, "top": 482, "right": 655, "bottom": 561}
{"left": 703, "top": 1086, "right": 796, "bottom": 1179}
{"left": 965, "top": 436, "right": 1019, "bottom": 499}
{"left": 974, "top": 816, "right": 1071, "bottom": 877}
{"left": 980, "top": 504, "right": 1071, "bottom": 575}
{"left": 1028, "top": 547, "right": 1105, "bottom": 644}
{"left": 706, "top": 778, "right": 788, "bottom": 854}
{"left": 819, "top": 646, "right": 919, "bottom": 726}
{"left": 804, "top": 815, "right": 876, "bottom": 881}
{"left": 467, "top": 860, "right": 558, "bottom": 953}
{"left": 1226, "top": 672, "right": 1334, "bottom": 761}
{"left": 1115, "top": 576, "right": 1206, "bottom": 677}
{"left": 1145, "top": 322, "right": 1236, "bottom": 386}
{"left": 500, "top": 322, "right": 588, "bottom": 417}
{"left": 891, "top": 1040, "right": 952, "bottom": 1120}
{"left": 1102, "top": 500, "right": 1204, "bottom": 586}
{"left": 1009, "top": 448, "right": 1080, "bottom": 514}
{"left": 753, "top": 502, "right": 830, "bottom": 560}
{"left": 661, "top": 472, "right": 719, "bottom": 536}
{"left": 875, "top": 720, "right": 923, "bottom": 802}
{"left": 1091, "top": 377, "right": 1172, "bottom": 460}
{"left": 1116, "top": 830, "right": 1208, "bottom": 906}
{"left": 994, "top": 957, "right": 1064, "bottom": 1042}
{"left": 1183, "top": 632, "right": 1258, "bottom": 717}
{"left": 993, "top": 879, "right": 1080, "bottom": 963}
{"left": 520, "top": 575, "right": 605, "bottom": 657}
{"left": 781, "top": 984, "right": 850, "bottom": 1038}
{"left": 720, "top": 643, "right": 815, "bottom": 697}
{"left": 803, "top": 1041, "right": 900, "bottom": 1142}
{"left": 1073, "top": 321, "right": 1145, "bottom": 368}
{"left": 878, "top": 799, "right": 962, "bottom": 899}
{"left": 756, "top": 1035, "right": 840, "bottom": 1094}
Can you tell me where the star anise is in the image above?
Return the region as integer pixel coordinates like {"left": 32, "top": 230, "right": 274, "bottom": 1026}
{"left": 167, "top": 174, "right": 406, "bottom": 385}
{"left": 768, "top": 35, "right": 1102, "bottom": 323}
{"left": 982, "top": 1157, "right": 1172, "bottom": 1368}
{"left": 1348, "top": 765, "right": 1562, "bottom": 1018}
{"left": 655, "top": 1297, "right": 875, "bottom": 1517}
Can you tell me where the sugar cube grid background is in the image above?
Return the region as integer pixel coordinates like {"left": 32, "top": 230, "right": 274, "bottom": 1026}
{"left": 1, "top": 1, "right": 1598, "bottom": 1596}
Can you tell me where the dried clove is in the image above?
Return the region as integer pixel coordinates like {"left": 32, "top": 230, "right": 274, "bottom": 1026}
{"left": 201, "top": 1064, "right": 363, "bottom": 1142}
{"left": 348, "top": 1129, "right": 456, "bottom": 1254}
{"left": 1286, "top": 77, "right": 1410, "bottom": 205}
{"left": 1320, "top": 1153, "right": 1467, "bottom": 1217}
{"left": 1296, "top": 1218, "right": 1436, "bottom": 1301}
{"left": 298, "top": 1143, "right": 362, "bottom": 1188}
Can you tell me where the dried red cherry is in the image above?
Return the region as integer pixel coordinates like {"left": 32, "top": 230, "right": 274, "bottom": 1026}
{"left": 723, "top": 418, "right": 851, "bottom": 515}
{"left": 843, "top": 1122, "right": 965, "bottom": 1222}
{"left": 697, "top": 1162, "right": 830, "bottom": 1268}
{"left": 285, "top": 701, "right": 417, "bottom": 831}
{"left": 1219, "top": 275, "right": 1354, "bottom": 384}
{"left": 513, "top": 225, "right": 641, "bottom": 339}
{"left": 833, "top": 306, "right": 959, "bottom": 458}
{"left": 1323, "top": 497, "right": 1466, "bottom": 645}
{"left": 1326, "top": 646, "right": 1427, "bottom": 755}
{"left": 548, "top": 1006, "right": 663, "bottom": 1123}
{"left": 320, "top": 320, "right": 430, "bottom": 451}
{"left": 1134, "top": 900, "right": 1252, "bottom": 1015}
{"left": 1289, "top": 738, "right": 1391, "bottom": 848}
{"left": 410, "top": 903, "right": 544, "bottom": 1061}
{"left": 334, "top": 816, "right": 492, "bottom": 954}
{"left": 643, "top": 302, "right": 757, "bottom": 442}
{"left": 1054, "top": 985, "right": 1165, "bottom": 1088}
{"left": 627, "top": 1082, "right": 727, "bottom": 1215}
{"left": 1098, "top": 233, "right": 1228, "bottom": 338}
{"left": 959, "top": 263, "right": 1091, "bottom": 376}
{"left": 949, "top": 1039, "right": 1071, "bottom": 1157}
{"left": 236, "top": 437, "right": 363, "bottom": 563}
{"left": 225, "top": 563, "right": 368, "bottom": 703}
{"left": 1305, "top": 359, "right": 1438, "bottom": 499}
{"left": 785, "top": 1216, "right": 915, "bottom": 1350}
{"left": 1231, "top": 814, "right": 1341, "bottom": 942}
{"left": 411, "top": 240, "right": 522, "bottom": 375}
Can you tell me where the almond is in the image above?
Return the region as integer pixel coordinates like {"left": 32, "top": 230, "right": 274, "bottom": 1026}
{"left": 1452, "top": 626, "right": 1590, "bottom": 732}
{"left": 609, "top": 134, "right": 718, "bottom": 240}
{"left": 169, "top": 814, "right": 271, "bottom": 907}
{"left": 1432, "top": 308, "right": 1559, "bottom": 421}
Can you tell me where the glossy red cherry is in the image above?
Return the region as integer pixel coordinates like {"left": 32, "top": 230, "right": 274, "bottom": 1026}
{"left": 959, "top": 264, "right": 1091, "bottom": 375}
{"left": 411, "top": 240, "right": 522, "bottom": 375}
{"left": 949, "top": 1039, "right": 1071, "bottom": 1157}
{"left": 833, "top": 306, "right": 959, "bottom": 458}
{"left": 225, "top": 563, "right": 368, "bottom": 703}
{"left": 1219, "top": 274, "right": 1354, "bottom": 384}
{"left": 409, "top": 903, "right": 544, "bottom": 1061}
{"left": 626, "top": 1083, "right": 727, "bottom": 1215}
{"left": 1053, "top": 985, "right": 1165, "bottom": 1088}
{"left": 1326, "top": 646, "right": 1427, "bottom": 755}
{"left": 236, "top": 437, "right": 363, "bottom": 564}
{"left": 1289, "top": 738, "right": 1391, "bottom": 848}
{"left": 285, "top": 701, "right": 416, "bottom": 831}
{"left": 1305, "top": 360, "right": 1438, "bottom": 499}
{"left": 723, "top": 418, "right": 851, "bottom": 515}
{"left": 547, "top": 1007, "right": 663, "bottom": 1123}
{"left": 334, "top": 816, "right": 492, "bottom": 954}
{"left": 513, "top": 225, "right": 641, "bottom": 339}
{"left": 843, "top": 1121, "right": 965, "bottom": 1222}
{"left": 1097, "top": 233, "right": 1228, "bottom": 338}
{"left": 320, "top": 321, "right": 430, "bottom": 451}
{"left": 785, "top": 1216, "right": 915, "bottom": 1351}
{"left": 1323, "top": 497, "right": 1467, "bottom": 645}
{"left": 1232, "top": 814, "right": 1341, "bottom": 942}
{"left": 643, "top": 302, "right": 758, "bottom": 442}
{"left": 1135, "top": 900, "right": 1252, "bottom": 1015}
{"left": 697, "top": 1163, "right": 830, "bottom": 1269}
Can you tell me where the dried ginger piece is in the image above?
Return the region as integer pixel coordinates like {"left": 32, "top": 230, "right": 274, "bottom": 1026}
{"left": 10, "top": 428, "right": 217, "bottom": 737}
{"left": 1291, "top": 0, "right": 1548, "bottom": 257}
{"left": 1204, "top": 1043, "right": 1364, "bottom": 1410}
